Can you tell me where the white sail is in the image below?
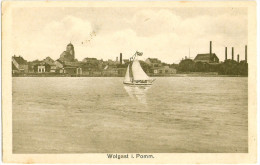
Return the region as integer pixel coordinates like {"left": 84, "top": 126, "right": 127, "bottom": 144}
{"left": 132, "top": 59, "right": 150, "bottom": 81}
{"left": 124, "top": 64, "right": 131, "bottom": 83}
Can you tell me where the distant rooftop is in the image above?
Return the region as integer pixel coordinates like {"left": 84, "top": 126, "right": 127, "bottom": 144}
{"left": 147, "top": 58, "right": 161, "bottom": 63}
{"left": 64, "top": 61, "right": 82, "bottom": 67}
{"left": 84, "top": 57, "right": 97, "bottom": 60}
{"left": 67, "top": 42, "right": 74, "bottom": 47}
{"left": 193, "top": 53, "right": 219, "bottom": 64}
{"left": 194, "top": 53, "right": 217, "bottom": 61}
{"left": 13, "top": 56, "right": 27, "bottom": 65}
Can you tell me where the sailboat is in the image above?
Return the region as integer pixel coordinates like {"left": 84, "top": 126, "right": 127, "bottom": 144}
{"left": 123, "top": 51, "right": 155, "bottom": 85}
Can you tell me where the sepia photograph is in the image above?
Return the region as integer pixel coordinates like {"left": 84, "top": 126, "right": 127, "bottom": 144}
{"left": 2, "top": 1, "right": 257, "bottom": 164}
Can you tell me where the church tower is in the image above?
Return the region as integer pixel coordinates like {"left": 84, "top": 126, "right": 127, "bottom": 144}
{"left": 59, "top": 42, "right": 75, "bottom": 62}
{"left": 66, "top": 42, "right": 75, "bottom": 60}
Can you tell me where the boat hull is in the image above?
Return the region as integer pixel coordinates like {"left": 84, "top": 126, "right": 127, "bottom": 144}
{"left": 123, "top": 82, "right": 152, "bottom": 85}
{"left": 123, "top": 80, "right": 154, "bottom": 85}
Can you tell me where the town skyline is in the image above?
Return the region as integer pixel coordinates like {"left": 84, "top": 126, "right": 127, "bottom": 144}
{"left": 12, "top": 7, "right": 247, "bottom": 63}
{"left": 13, "top": 40, "right": 248, "bottom": 65}
{"left": 12, "top": 40, "right": 248, "bottom": 78}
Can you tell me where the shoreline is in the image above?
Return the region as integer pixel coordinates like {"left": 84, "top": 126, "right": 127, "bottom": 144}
{"left": 12, "top": 73, "right": 248, "bottom": 78}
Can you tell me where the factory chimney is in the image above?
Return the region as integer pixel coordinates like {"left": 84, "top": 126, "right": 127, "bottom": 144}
{"left": 232, "top": 47, "right": 234, "bottom": 60}
{"left": 120, "top": 53, "right": 122, "bottom": 64}
{"left": 237, "top": 54, "right": 240, "bottom": 63}
{"left": 245, "top": 45, "right": 247, "bottom": 62}
{"left": 225, "top": 47, "right": 227, "bottom": 61}
{"left": 210, "top": 41, "right": 212, "bottom": 55}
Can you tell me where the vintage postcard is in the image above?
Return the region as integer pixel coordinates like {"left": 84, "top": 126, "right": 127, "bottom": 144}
{"left": 2, "top": 1, "right": 257, "bottom": 164}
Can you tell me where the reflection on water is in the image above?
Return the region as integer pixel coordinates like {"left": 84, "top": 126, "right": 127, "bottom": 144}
{"left": 123, "top": 85, "right": 151, "bottom": 105}
{"left": 13, "top": 77, "right": 248, "bottom": 153}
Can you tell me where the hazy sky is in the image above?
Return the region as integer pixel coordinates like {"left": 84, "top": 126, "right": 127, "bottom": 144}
{"left": 12, "top": 7, "right": 247, "bottom": 63}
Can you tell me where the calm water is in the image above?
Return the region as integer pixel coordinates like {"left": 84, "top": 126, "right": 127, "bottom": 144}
{"left": 13, "top": 77, "right": 248, "bottom": 153}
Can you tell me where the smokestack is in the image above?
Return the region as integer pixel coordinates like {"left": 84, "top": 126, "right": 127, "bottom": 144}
{"left": 120, "top": 53, "right": 122, "bottom": 64}
{"left": 245, "top": 45, "right": 247, "bottom": 62}
{"left": 225, "top": 47, "right": 227, "bottom": 61}
{"left": 237, "top": 54, "right": 240, "bottom": 63}
{"left": 210, "top": 41, "right": 212, "bottom": 55}
{"left": 232, "top": 47, "right": 234, "bottom": 60}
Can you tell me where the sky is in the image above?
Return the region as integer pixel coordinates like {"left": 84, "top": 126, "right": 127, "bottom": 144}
{"left": 12, "top": 7, "right": 248, "bottom": 63}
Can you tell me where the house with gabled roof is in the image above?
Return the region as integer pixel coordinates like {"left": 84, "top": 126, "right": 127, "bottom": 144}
{"left": 194, "top": 53, "right": 219, "bottom": 63}
{"left": 193, "top": 41, "right": 219, "bottom": 64}
{"left": 12, "top": 55, "right": 28, "bottom": 73}
{"left": 43, "top": 57, "right": 56, "bottom": 72}
{"left": 55, "top": 59, "right": 64, "bottom": 69}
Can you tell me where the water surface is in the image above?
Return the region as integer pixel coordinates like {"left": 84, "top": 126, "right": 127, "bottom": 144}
{"left": 13, "top": 77, "right": 248, "bottom": 153}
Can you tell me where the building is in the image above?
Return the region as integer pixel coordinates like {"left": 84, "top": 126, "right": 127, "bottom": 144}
{"left": 12, "top": 56, "right": 29, "bottom": 73}
{"left": 59, "top": 61, "right": 82, "bottom": 75}
{"left": 83, "top": 58, "right": 103, "bottom": 70}
{"left": 58, "top": 61, "right": 83, "bottom": 75}
{"left": 43, "top": 57, "right": 54, "bottom": 64}
{"left": 122, "top": 59, "right": 130, "bottom": 65}
{"left": 193, "top": 53, "right": 219, "bottom": 63}
{"left": 193, "top": 41, "right": 219, "bottom": 64}
{"left": 28, "top": 60, "right": 42, "bottom": 73}
{"left": 145, "top": 58, "right": 162, "bottom": 67}
{"left": 106, "top": 59, "right": 117, "bottom": 65}
{"left": 37, "top": 65, "right": 46, "bottom": 73}
{"left": 60, "top": 67, "right": 82, "bottom": 75}
{"left": 59, "top": 43, "right": 75, "bottom": 62}
{"left": 12, "top": 63, "right": 19, "bottom": 73}
{"left": 102, "top": 66, "right": 118, "bottom": 76}
{"left": 55, "top": 60, "right": 64, "bottom": 69}
{"left": 152, "top": 66, "right": 177, "bottom": 75}
{"left": 64, "top": 61, "right": 82, "bottom": 67}
{"left": 82, "top": 57, "right": 98, "bottom": 63}
{"left": 33, "top": 63, "right": 51, "bottom": 73}
{"left": 43, "top": 57, "right": 56, "bottom": 72}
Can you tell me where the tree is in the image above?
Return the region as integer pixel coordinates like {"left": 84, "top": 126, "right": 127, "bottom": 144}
{"left": 170, "top": 63, "right": 179, "bottom": 70}
{"left": 178, "top": 59, "right": 195, "bottom": 72}
{"left": 140, "top": 61, "right": 152, "bottom": 73}
{"left": 218, "top": 60, "right": 241, "bottom": 75}
{"left": 194, "top": 62, "right": 204, "bottom": 72}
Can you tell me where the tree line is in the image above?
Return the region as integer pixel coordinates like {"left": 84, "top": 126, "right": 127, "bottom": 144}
{"left": 174, "top": 59, "right": 248, "bottom": 76}
{"left": 118, "top": 59, "right": 248, "bottom": 76}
